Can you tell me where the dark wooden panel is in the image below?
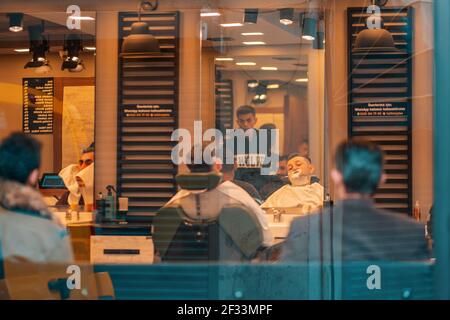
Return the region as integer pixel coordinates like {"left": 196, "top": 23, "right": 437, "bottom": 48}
{"left": 348, "top": 7, "right": 413, "bottom": 216}
{"left": 117, "top": 12, "right": 180, "bottom": 224}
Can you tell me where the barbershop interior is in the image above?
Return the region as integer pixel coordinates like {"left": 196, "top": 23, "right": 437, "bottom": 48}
{"left": 0, "top": 0, "right": 448, "bottom": 301}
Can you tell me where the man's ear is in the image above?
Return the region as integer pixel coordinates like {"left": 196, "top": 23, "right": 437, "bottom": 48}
{"left": 331, "top": 168, "right": 343, "bottom": 186}
{"left": 309, "top": 164, "right": 315, "bottom": 174}
{"left": 379, "top": 173, "right": 387, "bottom": 186}
{"left": 27, "top": 169, "right": 39, "bottom": 188}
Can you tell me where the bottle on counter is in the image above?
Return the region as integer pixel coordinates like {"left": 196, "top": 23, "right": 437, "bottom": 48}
{"left": 413, "top": 200, "right": 421, "bottom": 221}
{"left": 95, "top": 192, "right": 106, "bottom": 222}
{"left": 105, "top": 185, "right": 117, "bottom": 221}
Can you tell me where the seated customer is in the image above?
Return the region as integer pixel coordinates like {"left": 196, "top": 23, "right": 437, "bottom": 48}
{"left": 261, "top": 154, "right": 324, "bottom": 214}
{"left": 282, "top": 140, "right": 430, "bottom": 262}
{"left": 0, "top": 132, "right": 73, "bottom": 263}
{"left": 221, "top": 162, "right": 262, "bottom": 203}
{"left": 165, "top": 148, "right": 273, "bottom": 247}
{"left": 57, "top": 143, "right": 94, "bottom": 208}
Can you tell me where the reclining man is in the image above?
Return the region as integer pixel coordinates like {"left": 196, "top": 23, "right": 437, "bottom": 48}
{"left": 261, "top": 153, "right": 324, "bottom": 214}
{"left": 165, "top": 146, "right": 274, "bottom": 248}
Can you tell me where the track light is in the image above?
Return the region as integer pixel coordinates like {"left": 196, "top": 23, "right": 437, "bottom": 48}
{"left": 279, "top": 8, "right": 294, "bottom": 26}
{"left": 244, "top": 9, "right": 258, "bottom": 24}
{"left": 313, "top": 19, "right": 325, "bottom": 49}
{"left": 62, "top": 34, "right": 84, "bottom": 71}
{"left": 252, "top": 84, "right": 267, "bottom": 104}
{"left": 248, "top": 80, "right": 258, "bottom": 88}
{"left": 24, "top": 25, "right": 50, "bottom": 70}
{"left": 7, "top": 13, "right": 24, "bottom": 32}
{"left": 120, "top": 1, "right": 160, "bottom": 57}
{"left": 302, "top": 15, "right": 318, "bottom": 40}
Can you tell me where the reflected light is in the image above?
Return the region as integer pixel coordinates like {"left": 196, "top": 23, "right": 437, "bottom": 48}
{"left": 69, "top": 16, "right": 95, "bottom": 21}
{"left": 243, "top": 41, "right": 266, "bottom": 45}
{"left": 201, "top": 12, "right": 221, "bottom": 17}
{"left": 220, "top": 23, "right": 243, "bottom": 27}
{"left": 241, "top": 32, "right": 264, "bottom": 36}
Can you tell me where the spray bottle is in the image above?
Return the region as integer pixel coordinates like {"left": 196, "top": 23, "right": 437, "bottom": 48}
{"left": 105, "top": 185, "right": 117, "bottom": 221}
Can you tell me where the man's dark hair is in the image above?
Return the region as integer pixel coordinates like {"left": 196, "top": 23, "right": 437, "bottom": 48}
{"left": 288, "top": 153, "right": 312, "bottom": 164}
{"left": 279, "top": 154, "right": 289, "bottom": 162}
{"left": 221, "top": 163, "right": 235, "bottom": 173}
{"left": 335, "top": 139, "right": 384, "bottom": 195}
{"left": 0, "top": 132, "right": 42, "bottom": 184}
{"left": 185, "top": 144, "right": 215, "bottom": 173}
{"left": 236, "top": 105, "right": 256, "bottom": 117}
{"left": 83, "top": 142, "right": 94, "bottom": 154}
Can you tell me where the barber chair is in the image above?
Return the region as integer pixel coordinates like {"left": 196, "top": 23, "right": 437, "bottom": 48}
{"left": 152, "top": 173, "right": 264, "bottom": 262}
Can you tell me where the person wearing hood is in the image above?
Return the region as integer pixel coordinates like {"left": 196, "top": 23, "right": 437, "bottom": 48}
{"left": 0, "top": 132, "right": 73, "bottom": 263}
{"left": 261, "top": 154, "right": 324, "bottom": 214}
{"left": 56, "top": 143, "right": 94, "bottom": 209}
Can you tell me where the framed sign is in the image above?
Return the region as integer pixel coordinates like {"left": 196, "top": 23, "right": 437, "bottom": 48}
{"left": 23, "top": 77, "right": 54, "bottom": 134}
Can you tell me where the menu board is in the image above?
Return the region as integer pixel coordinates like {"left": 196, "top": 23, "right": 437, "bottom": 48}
{"left": 122, "top": 105, "right": 173, "bottom": 118}
{"left": 23, "top": 77, "right": 54, "bottom": 134}
{"left": 352, "top": 102, "right": 408, "bottom": 118}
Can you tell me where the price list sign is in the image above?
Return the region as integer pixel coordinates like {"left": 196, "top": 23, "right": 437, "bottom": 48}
{"left": 23, "top": 77, "right": 54, "bottom": 134}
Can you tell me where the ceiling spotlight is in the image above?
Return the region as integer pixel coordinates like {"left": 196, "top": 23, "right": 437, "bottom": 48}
{"left": 313, "top": 19, "right": 325, "bottom": 49}
{"left": 302, "top": 15, "right": 318, "bottom": 41}
{"left": 248, "top": 80, "right": 259, "bottom": 88}
{"left": 252, "top": 85, "right": 267, "bottom": 104}
{"left": 14, "top": 48, "right": 30, "bottom": 53}
{"left": 83, "top": 46, "right": 96, "bottom": 51}
{"left": 61, "top": 34, "right": 84, "bottom": 71}
{"left": 279, "top": 8, "right": 294, "bottom": 26}
{"left": 244, "top": 9, "right": 258, "bottom": 24}
{"left": 296, "top": 78, "right": 309, "bottom": 83}
{"left": 24, "top": 25, "right": 50, "bottom": 69}
{"left": 120, "top": 1, "right": 160, "bottom": 58}
{"left": 267, "top": 84, "right": 280, "bottom": 89}
{"left": 236, "top": 62, "right": 256, "bottom": 66}
{"left": 353, "top": 0, "right": 397, "bottom": 54}
{"left": 7, "top": 13, "right": 24, "bottom": 32}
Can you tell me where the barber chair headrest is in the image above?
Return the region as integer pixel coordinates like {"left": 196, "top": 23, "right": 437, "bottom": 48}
{"left": 176, "top": 173, "right": 222, "bottom": 191}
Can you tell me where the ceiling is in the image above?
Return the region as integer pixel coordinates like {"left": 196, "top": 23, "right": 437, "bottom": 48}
{"left": 201, "top": 7, "right": 319, "bottom": 73}
{"left": 0, "top": 12, "right": 96, "bottom": 55}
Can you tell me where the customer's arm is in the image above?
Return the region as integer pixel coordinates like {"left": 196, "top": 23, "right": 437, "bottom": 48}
{"left": 46, "top": 229, "right": 74, "bottom": 263}
{"left": 280, "top": 217, "right": 309, "bottom": 262}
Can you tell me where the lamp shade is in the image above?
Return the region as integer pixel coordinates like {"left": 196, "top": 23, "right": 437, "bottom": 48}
{"left": 353, "top": 28, "right": 397, "bottom": 53}
{"left": 120, "top": 21, "right": 160, "bottom": 57}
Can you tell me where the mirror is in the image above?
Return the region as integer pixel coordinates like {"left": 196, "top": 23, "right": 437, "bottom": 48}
{"left": 0, "top": 11, "right": 96, "bottom": 209}
{"left": 201, "top": 6, "right": 326, "bottom": 194}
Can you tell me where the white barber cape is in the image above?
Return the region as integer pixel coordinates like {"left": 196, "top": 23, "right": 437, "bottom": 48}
{"left": 261, "top": 182, "right": 324, "bottom": 214}
{"left": 165, "top": 181, "right": 274, "bottom": 247}
{"left": 59, "top": 163, "right": 94, "bottom": 205}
